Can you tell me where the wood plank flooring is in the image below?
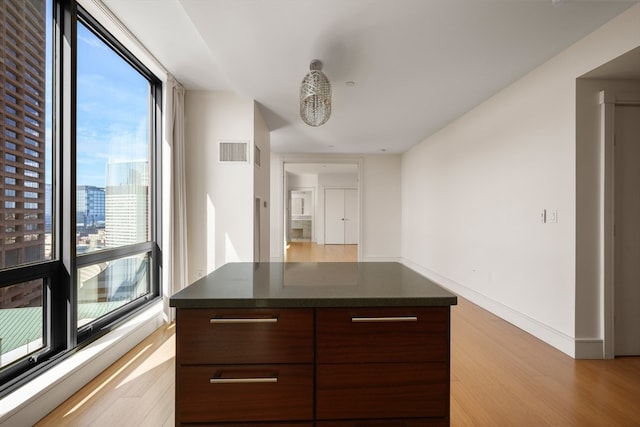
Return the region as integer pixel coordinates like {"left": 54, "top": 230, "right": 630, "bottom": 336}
{"left": 35, "top": 323, "right": 176, "bottom": 427}
{"left": 450, "top": 298, "right": 640, "bottom": 425}
{"left": 36, "top": 250, "right": 640, "bottom": 426}
{"left": 285, "top": 241, "right": 357, "bottom": 262}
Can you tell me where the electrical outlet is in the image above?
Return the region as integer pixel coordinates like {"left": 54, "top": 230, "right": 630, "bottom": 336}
{"left": 550, "top": 210, "right": 558, "bottom": 223}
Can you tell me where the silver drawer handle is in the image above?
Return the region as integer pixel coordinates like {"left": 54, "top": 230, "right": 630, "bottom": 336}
{"left": 210, "top": 377, "right": 278, "bottom": 384}
{"left": 351, "top": 316, "right": 418, "bottom": 323}
{"left": 210, "top": 317, "right": 278, "bottom": 324}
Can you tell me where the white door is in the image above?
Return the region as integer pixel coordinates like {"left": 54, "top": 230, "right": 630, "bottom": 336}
{"left": 325, "top": 188, "right": 346, "bottom": 244}
{"left": 614, "top": 105, "right": 640, "bottom": 356}
{"left": 325, "top": 188, "right": 359, "bottom": 245}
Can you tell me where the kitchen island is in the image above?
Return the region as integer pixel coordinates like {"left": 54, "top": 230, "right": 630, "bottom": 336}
{"left": 170, "top": 262, "right": 457, "bottom": 426}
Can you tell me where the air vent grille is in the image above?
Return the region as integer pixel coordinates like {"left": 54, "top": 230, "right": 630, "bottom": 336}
{"left": 219, "top": 141, "right": 248, "bottom": 162}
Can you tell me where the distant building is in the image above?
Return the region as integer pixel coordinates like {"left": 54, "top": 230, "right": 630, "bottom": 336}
{"left": 105, "top": 161, "right": 148, "bottom": 248}
{"left": 77, "top": 185, "right": 105, "bottom": 230}
{"left": 0, "top": 0, "right": 47, "bottom": 308}
{"left": 44, "top": 183, "right": 51, "bottom": 233}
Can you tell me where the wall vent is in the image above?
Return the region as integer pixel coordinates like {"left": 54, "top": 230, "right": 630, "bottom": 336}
{"left": 219, "top": 141, "right": 249, "bottom": 163}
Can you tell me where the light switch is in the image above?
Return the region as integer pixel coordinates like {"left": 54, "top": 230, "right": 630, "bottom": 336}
{"left": 550, "top": 210, "right": 558, "bottom": 223}
{"left": 540, "top": 209, "right": 547, "bottom": 223}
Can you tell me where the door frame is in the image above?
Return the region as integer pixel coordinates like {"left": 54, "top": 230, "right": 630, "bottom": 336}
{"left": 288, "top": 187, "right": 315, "bottom": 242}
{"left": 600, "top": 90, "right": 640, "bottom": 358}
{"left": 277, "top": 155, "right": 364, "bottom": 261}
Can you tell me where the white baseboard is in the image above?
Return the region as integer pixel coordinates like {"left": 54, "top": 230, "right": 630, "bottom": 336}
{"left": 0, "top": 301, "right": 165, "bottom": 427}
{"left": 401, "top": 258, "right": 577, "bottom": 358}
{"left": 575, "top": 338, "right": 605, "bottom": 359}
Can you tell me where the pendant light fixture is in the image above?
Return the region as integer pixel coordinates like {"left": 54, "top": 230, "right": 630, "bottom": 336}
{"left": 300, "top": 59, "right": 331, "bottom": 126}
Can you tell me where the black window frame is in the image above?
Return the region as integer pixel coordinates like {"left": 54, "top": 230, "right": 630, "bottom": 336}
{"left": 0, "top": 0, "right": 162, "bottom": 398}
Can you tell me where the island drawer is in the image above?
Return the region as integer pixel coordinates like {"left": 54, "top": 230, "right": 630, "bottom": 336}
{"left": 199, "top": 424, "right": 313, "bottom": 427}
{"left": 202, "top": 424, "right": 313, "bottom": 427}
{"left": 176, "top": 364, "right": 314, "bottom": 424}
{"left": 316, "top": 362, "right": 449, "bottom": 420}
{"left": 316, "top": 307, "right": 449, "bottom": 363}
{"left": 316, "top": 419, "right": 448, "bottom": 426}
{"left": 176, "top": 308, "right": 314, "bottom": 364}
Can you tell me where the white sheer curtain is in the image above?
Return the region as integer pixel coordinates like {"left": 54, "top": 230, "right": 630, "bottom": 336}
{"left": 166, "top": 75, "right": 188, "bottom": 320}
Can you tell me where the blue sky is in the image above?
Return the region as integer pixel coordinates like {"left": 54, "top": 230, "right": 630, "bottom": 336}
{"left": 45, "top": 2, "right": 150, "bottom": 188}
{"left": 75, "top": 22, "right": 150, "bottom": 188}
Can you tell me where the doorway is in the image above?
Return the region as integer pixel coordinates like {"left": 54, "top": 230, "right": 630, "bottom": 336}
{"left": 281, "top": 160, "right": 361, "bottom": 262}
{"left": 601, "top": 92, "right": 640, "bottom": 357}
{"left": 288, "top": 188, "right": 313, "bottom": 242}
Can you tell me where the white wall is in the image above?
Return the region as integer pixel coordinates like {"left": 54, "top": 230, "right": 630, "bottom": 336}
{"left": 270, "top": 154, "right": 402, "bottom": 262}
{"left": 362, "top": 155, "right": 402, "bottom": 261}
{"left": 254, "top": 103, "right": 271, "bottom": 261}
{"left": 288, "top": 173, "right": 318, "bottom": 188}
{"left": 184, "top": 91, "right": 255, "bottom": 281}
{"left": 401, "top": 3, "right": 640, "bottom": 357}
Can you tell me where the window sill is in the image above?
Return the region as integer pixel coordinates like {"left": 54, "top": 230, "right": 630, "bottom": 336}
{"left": 0, "top": 300, "right": 165, "bottom": 426}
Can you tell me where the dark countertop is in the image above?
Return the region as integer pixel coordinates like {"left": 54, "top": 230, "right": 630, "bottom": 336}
{"left": 170, "top": 262, "right": 457, "bottom": 309}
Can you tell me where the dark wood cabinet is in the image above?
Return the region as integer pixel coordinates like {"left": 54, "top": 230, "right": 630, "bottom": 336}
{"left": 316, "top": 307, "right": 450, "bottom": 363}
{"left": 175, "top": 308, "right": 315, "bottom": 425}
{"left": 316, "top": 307, "right": 450, "bottom": 425}
{"left": 175, "top": 306, "right": 450, "bottom": 426}
{"left": 177, "top": 364, "right": 313, "bottom": 424}
{"left": 177, "top": 308, "right": 314, "bottom": 364}
{"left": 316, "top": 420, "right": 449, "bottom": 427}
{"left": 171, "top": 262, "right": 456, "bottom": 426}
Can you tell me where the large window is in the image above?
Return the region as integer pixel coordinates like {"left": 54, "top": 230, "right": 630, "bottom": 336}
{"left": 0, "top": 0, "right": 54, "bottom": 381}
{"left": 75, "top": 14, "right": 157, "bottom": 336}
{"left": 0, "top": 0, "right": 161, "bottom": 396}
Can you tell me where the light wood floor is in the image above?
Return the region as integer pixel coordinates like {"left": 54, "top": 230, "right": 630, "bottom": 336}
{"left": 285, "top": 241, "right": 358, "bottom": 262}
{"left": 36, "top": 296, "right": 640, "bottom": 426}
{"left": 36, "top": 247, "right": 640, "bottom": 426}
{"left": 450, "top": 298, "right": 640, "bottom": 425}
{"left": 37, "top": 298, "right": 640, "bottom": 427}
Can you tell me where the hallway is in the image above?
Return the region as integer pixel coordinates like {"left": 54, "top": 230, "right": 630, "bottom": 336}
{"left": 284, "top": 242, "right": 357, "bottom": 262}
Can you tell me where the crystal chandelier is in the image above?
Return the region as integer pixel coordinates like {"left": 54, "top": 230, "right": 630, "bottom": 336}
{"left": 300, "top": 60, "right": 331, "bottom": 127}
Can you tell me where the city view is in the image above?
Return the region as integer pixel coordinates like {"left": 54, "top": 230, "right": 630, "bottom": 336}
{"left": 1, "top": 0, "right": 152, "bottom": 369}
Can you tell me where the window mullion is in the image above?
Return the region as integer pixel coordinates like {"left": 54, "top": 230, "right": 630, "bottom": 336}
{"left": 60, "top": 0, "right": 78, "bottom": 348}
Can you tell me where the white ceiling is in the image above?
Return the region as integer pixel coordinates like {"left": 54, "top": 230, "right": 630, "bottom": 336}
{"left": 102, "top": 0, "right": 639, "bottom": 155}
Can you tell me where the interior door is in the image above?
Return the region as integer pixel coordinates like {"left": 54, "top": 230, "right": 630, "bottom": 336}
{"left": 614, "top": 104, "right": 640, "bottom": 356}
{"left": 325, "top": 188, "right": 345, "bottom": 244}
{"left": 325, "top": 188, "right": 359, "bottom": 245}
